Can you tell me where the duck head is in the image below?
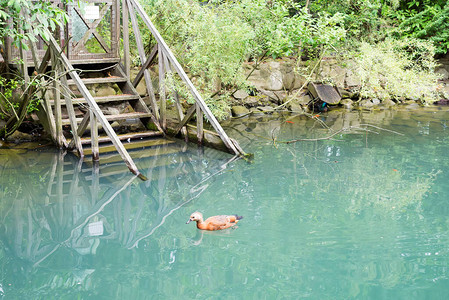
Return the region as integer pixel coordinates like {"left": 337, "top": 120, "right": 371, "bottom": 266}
{"left": 186, "top": 212, "right": 203, "bottom": 224}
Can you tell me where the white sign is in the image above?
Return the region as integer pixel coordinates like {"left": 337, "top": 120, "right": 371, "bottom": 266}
{"left": 88, "top": 221, "right": 104, "bottom": 236}
{"left": 84, "top": 5, "right": 99, "bottom": 20}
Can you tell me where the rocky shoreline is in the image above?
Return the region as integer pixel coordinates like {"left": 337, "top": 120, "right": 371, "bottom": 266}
{"left": 229, "top": 57, "right": 449, "bottom": 118}
{"left": 3, "top": 56, "right": 449, "bottom": 145}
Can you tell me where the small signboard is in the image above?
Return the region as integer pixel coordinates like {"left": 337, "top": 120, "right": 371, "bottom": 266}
{"left": 88, "top": 221, "right": 104, "bottom": 236}
{"left": 84, "top": 5, "right": 99, "bottom": 19}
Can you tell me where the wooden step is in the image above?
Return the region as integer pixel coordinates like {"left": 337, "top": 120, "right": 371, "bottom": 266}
{"left": 61, "top": 111, "right": 152, "bottom": 125}
{"left": 50, "top": 94, "right": 139, "bottom": 105}
{"left": 76, "top": 131, "right": 164, "bottom": 145}
{"left": 58, "top": 143, "right": 182, "bottom": 179}
{"left": 81, "top": 138, "right": 176, "bottom": 156}
{"left": 67, "top": 76, "right": 127, "bottom": 85}
{"left": 82, "top": 146, "right": 183, "bottom": 174}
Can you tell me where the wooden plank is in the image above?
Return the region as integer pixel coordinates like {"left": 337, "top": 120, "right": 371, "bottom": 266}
{"left": 196, "top": 103, "right": 203, "bottom": 144}
{"left": 127, "top": 0, "right": 160, "bottom": 122}
{"left": 76, "top": 131, "right": 163, "bottom": 145}
{"left": 44, "top": 30, "right": 144, "bottom": 178}
{"left": 173, "top": 104, "right": 196, "bottom": 135}
{"left": 49, "top": 94, "right": 139, "bottom": 105}
{"left": 122, "top": 0, "right": 131, "bottom": 78}
{"left": 132, "top": 45, "right": 157, "bottom": 87}
{"left": 67, "top": 113, "right": 90, "bottom": 150}
{"left": 37, "top": 47, "right": 51, "bottom": 74}
{"left": 61, "top": 70, "right": 84, "bottom": 157}
{"left": 51, "top": 51, "right": 66, "bottom": 147}
{"left": 73, "top": 5, "right": 112, "bottom": 53}
{"left": 158, "top": 44, "right": 166, "bottom": 130}
{"left": 163, "top": 54, "right": 187, "bottom": 139}
{"left": 42, "top": 89, "right": 57, "bottom": 141}
{"left": 82, "top": 138, "right": 175, "bottom": 155}
{"left": 90, "top": 110, "right": 100, "bottom": 161}
{"left": 61, "top": 111, "right": 153, "bottom": 125}
{"left": 113, "top": 66, "right": 163, "bottom": 133}
{"left": 128, "top": 0, "right": 242, "bottom": 156}
{"left": 81, "top": 146, "right": 181, "bottom": 170}
{"left": 66, "top": 76, "right": 127, "bottom": 85}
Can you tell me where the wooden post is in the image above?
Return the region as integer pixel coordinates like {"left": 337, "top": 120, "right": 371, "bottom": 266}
{"left": 132, "top": 45, "right": 157, "bottom": 88}
{"left": 18, "top": 13, "right": 29, "bottom": 83}
{"left": 67, "top": 113, "right": 90, "bottom": 150}
{"left": 127, "top": 0, "right": 160, "bottom": 123}
{"left": 122, "top": 0, "right": 131, "bottom": 79}
{"left": 196, "top": 103, "right": 203, "bottom": 144}
{"left": 60, "top": 70, "right": 84, "bottom": 157}
{"left": 164, "top": 54, "right": 187, "bottom": 140}
{"left": 128, "top": 0, "right": 243, "bottom": 156}
{"left": 158, "top": 44, "right": 166, "bottom": 130}
{"left": 51, "top": 51, "right": 66, "bottom": 147}
{"left": 89, "top": 109, "right": 100, "bottom": 161}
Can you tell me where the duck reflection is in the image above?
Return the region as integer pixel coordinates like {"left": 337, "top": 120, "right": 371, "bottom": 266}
{"left": 0, "top": 144, "right": 238, "bottom": 288}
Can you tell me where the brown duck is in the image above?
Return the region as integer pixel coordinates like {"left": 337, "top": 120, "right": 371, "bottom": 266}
{"left": 186, "top": 212, "right": 243, "bottom": 231}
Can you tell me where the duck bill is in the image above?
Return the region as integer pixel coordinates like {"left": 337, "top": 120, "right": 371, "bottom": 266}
{"left": 186, "top": 219, "right": 192, "bottom": 224}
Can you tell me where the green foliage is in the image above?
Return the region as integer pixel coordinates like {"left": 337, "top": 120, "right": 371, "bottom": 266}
{"left": 0, "top": 76, "right": 22, "bottom": 119}
{"left": 354, "top": 38, "right": 441, "bottom": 104}
{"left": 141, "top": 0, "right": 346, "bottom": 118}
{"left": 230, "top": 0, "right": 346, "bottom": 58}
{"left": 390, "top": 1, "right": 449, "bottom": 55}
{"left": 0, "top": 0, "right": 68, "bottom": 49}
{"left": 0, "top": 0, "right": 67, "bottom": 138}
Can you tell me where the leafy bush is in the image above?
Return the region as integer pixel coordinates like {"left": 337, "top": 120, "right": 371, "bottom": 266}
{"left": 0, "top": 0, "right": 67, "bottom": 138}
{"left": 0, "top": 0, "right": 67, "bottom": 49}
{"left": 354, "top": 38, "right": 441, "bottom": 104}
{"left": 389, "top": 1, "right": 449, "bottom": 55}
{"left": 141, "top": 0, "right": 346, "bottom": 118}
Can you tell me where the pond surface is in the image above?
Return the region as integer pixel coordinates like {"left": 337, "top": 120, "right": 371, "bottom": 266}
{"left": 1, "top": 107, "right": 449, "bottom": 299}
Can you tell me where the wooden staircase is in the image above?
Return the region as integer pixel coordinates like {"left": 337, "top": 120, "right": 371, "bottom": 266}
{"left": 56, "top": 63, "right": 163, "bottom": 145}
{"left": 18, "top": 0, "right": 247, "bottom": 178}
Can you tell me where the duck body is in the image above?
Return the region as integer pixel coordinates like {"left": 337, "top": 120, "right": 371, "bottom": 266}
{"left": 187, "top": 212, "right": 243, "bottom": 231}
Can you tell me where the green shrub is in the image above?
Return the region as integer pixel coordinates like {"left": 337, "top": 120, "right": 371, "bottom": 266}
{"left": 354, "top": 38, "right": 441, "bottom": 104}
{"left": 141, "top": 0, "right": 346, "bottom": 118}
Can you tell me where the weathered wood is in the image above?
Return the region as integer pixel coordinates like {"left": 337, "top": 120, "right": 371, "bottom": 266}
{"left": 132, "top": 45, "right": 157, "bottom": 87}
{"left": 77, "top": 131, "right": 163, "bottom": 145}
{"left": 37, "top": 47, "right": 51, "bottom": 74}
{"left": 196, "top": 103, "right": 203, "bottom": 144}
{"left": 128, "top": 0, "right": 243, "bottom": 156}
{"left": 51, "top": 51, "right": 66, "bottom": 147}
{"left": 73, "top": 5, "right": 112, "bottom": 53}
{"left": 41, "top": 89, "right": 57, "bottom": 141}
{"left": 67, "top": 76, "right": 127, "bottom": 85}
{"left": 173, "top": 104, "right": 196, "bottom": 135}
{"left": 308, "top": 82, "right": 341, "bottom": 105}
{"left": 127, "top": 0, "right": 160, "bottom": 122}
{"left": 122, "top": 0, "right": 131, "bottom": 79}
{"left": 163, "top": 54, "right": 187, "bottom": 139}
{"left": 45, "top": 30, "right": 143, "bottom": 177}
{"left": 158, "top": 44, "right": 167, "bottom": 130}
{"left": 60, "top": 70, "right": 84, "bottom": 157}
{"left": 49, "top": 94, "right": 139, "bottom": 105}
{"left": 67, "top": 113, "right": 90, "bottom": 150}
{"left": 61, "top": 111, "right": 153, "bottom": 126}
{"left": 19, "top": 41, "right": 29, "bottom": 84}
{"left": 113, "top": 65, "right": 163, "bottom": 133}
{"left": 90, "top": 110, "right": 100, "bottom": 161}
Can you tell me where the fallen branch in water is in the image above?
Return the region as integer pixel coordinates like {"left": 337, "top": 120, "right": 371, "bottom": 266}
{"left": 275, "top": 124, "right": 404, "bottom": 144}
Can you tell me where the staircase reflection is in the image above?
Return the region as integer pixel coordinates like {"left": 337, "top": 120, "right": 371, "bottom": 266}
{"left": 0, "top": 143, "right": 237, "bottom": 269}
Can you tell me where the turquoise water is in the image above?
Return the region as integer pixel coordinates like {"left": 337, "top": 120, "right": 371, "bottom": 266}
{"left": 1, "top": 108, "right": 449, "bottom": 299}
